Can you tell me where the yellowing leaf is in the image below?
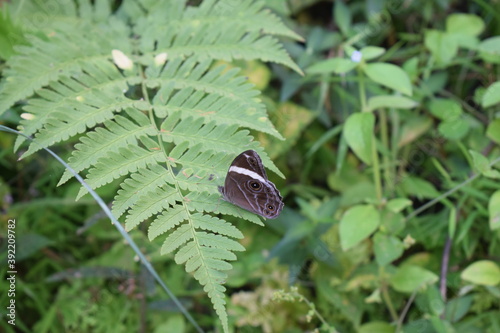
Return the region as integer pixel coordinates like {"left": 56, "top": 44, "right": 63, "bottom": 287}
{"left": 461, "top": 260, "right": 500, "bottom": 286}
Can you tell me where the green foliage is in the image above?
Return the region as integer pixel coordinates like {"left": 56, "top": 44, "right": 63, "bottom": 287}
{"left": 2, "top": 0, "right": 500, "bottom": 332}
{"left": 0, "top": 0, "right": 300, "bottom": 331}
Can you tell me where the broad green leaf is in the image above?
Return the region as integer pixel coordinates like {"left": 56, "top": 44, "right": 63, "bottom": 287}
{"left": 360, "top": 46, "right": 385, "bottom": 61}
{"left": 424, "top": 30, "right": 457, "bottom": 66}
{"left": 380, "top": 210, "right": 405, "bottom": 235}
{"left": 444, "top": 295, "right": 473, "bottom": 322}
{"left": 364, "top": 63, "right": 412, "bottom": 96}
{"left": 359, "top": 321, "right": 395, "bottom": 333}
{"left": 438, "top": 118, "right": 469, "bottom": 140}
{"left": 469, "top": 150, "right": 491, "bottom": 174}
{"left": 478, "top": 36, "right": 500, "bottom": 64}
{"left": 483, "top": 169, "right": 500, "bottom": 179}
{"left": 373, "top": 233, "right": 404, "bottom": 266}
{"left": 482, "top": 81, "right": 500, "bottom": 108}
{"left": 390, "top": 265, "right": 438, "bottom": 293}
{"left": 338, "top": 181, "right": 377, "bottom": 207}
{"left": 343, "top": 112, "right": 374, "bottom": 165}
{"left": 386, "top": 198, "right": 412, "bottom": 213}
{"left": 340, "top": 204, "right": 380, "bottom": 250}
{"left": 488, "top": 190, "right": 500, "bottom": 230}
{"left": 367, "top": 95, "right": 418, "bottom": 112}
{"left": 475, "top": 153, "right": 500, "bottom": 177}
{"left": 423, "top": 287, "right": 445, "bottom": 316}
{"left": 156, "top": 315, "right": 186, "bottom": 332}
{"left": 446, "top": 14, "right": 484, "bottom": 36}
{"left": 400, "top": 176, "right": 440, "bottom": 200}
{"left": 428, "top": 98, "right": 462, "bottom": 120}
{"left": 486, "top": 119, "right": 500, "bottom": 144}
{"left": 307, "top": 57, "right": 357, "bottom": 74}
{"left": 334, "top": 0, "right": 351, "bottom": 35}
{"left": 430, "top": 316, "right": 455, "bottom": 333}
{"left": 461, "top": 260, "right": 500, "bottom": 286}
{"left": 403, "top": 57, "right": 419, "bottom": 82}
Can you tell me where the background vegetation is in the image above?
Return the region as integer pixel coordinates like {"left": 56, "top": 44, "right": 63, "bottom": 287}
{"left": 1, "top": 0, "right": 500, "bottom": 332}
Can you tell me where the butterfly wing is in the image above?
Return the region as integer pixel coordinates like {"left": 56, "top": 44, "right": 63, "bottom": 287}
{"left": 219, "top": 150, "right": 283, "bottom": 219}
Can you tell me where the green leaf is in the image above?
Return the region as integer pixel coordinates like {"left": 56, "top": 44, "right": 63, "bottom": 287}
{"left": 400, "top": 176, "right": 440, "bottom": 199}
{"left": 359, "top": 321, "right": 395, "bottom": 333}
{"left": 373, "top": 233, "right": 404, "bottom": 266}
{"left": 360, "top": 46, "right": 385, "bottom": 61}
{"left": 390, "top": 265, "right": 438, "bottom": 293}
{"left": 438, "top": 118, "right": 469, "bottom": 140}
{"left": 486, "top": 119, "right": 500, "bottom": 144}
{"left": 398, "top": 116, "right": 433, "bottom": 147}
{"left": 334, "top": 0, "right": 351, "bottom": 35}
{"left": 364, "top": 63, "right": 412, "bottom": 96}
{"left": 380, "top": 210, "right": 405, "bottom": 235}
{"left": 478, "top": 36, "right": 500, "bottom": 64}
{"left": 386, "top": 198, "right": 412, "bottom": 213}
{"left": 367, "top": 95, "right": 418, "bottom": 112}
{"left": 430, "top": 316, "right": 455, "bottom": 333}
{"left": 428, "top": 98, "right": 462, "bottom": 120}
{"left": 461, "top": 260, "right": 500, "bottom": 286}
{"left": 424, "top": 30, "right": 458, "bottom": 66}
{"left": 482, "top": 81, "right": 500, "bottom": 108}
{"left": 340, "top": 204, "right": 380, "bottom": 250}
{"left": 307, "top": 57, "right": 357, "bottom": 74}
{"left": 469, "top": 150, "right": 491, "bottom": 174}
{"left": 444, "top": 295, "right": 473, "bottom": 322}
{"left": 343, "top": 112, "right": 374, "bottom": 165}
{"left": 488, "top": 190, "right": 500, "bottom": 230}
{"left": 446, "top": 14, "right": 484, "bottom": 37}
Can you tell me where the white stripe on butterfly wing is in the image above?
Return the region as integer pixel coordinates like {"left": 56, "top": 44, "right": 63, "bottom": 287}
{"left": 228, "top": 166, "right": 266, "bottom": 183}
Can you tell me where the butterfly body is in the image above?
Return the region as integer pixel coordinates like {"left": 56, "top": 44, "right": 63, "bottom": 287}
{"left": 218, "top": 150, "right": 284, "bottom": 219}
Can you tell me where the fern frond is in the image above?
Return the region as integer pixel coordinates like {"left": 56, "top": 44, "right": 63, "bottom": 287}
{"left": 1, "top": 1, "right": 298, "bottom": 331}
{"left": 112, "top": 164, "right": 173, "bottom": 219}
{"left": 58, "top": 109, "right": 155, "bottom": 186}
{"left": 151, "top": 57, "right": 283, "bottom": 139}
{"left": 137, "top": 0, "right": 303, "bottom": 74}
{"left": 0, "top": 20, "right": 132, "bottom": 116}
{"left": 76, "top": 144, "right": 165, "bottom": 200}
{"left": 186, "top": 192, "right": 264, "bottom": 226}
{"left": 125, "top": 185, "right": 181, "bottom": 230}
{"left": 160, "top": 212, "right": 246, "bottom": 333}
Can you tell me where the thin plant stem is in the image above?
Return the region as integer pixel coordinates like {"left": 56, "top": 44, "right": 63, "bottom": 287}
{"left": 405, "top": 156, "right": 500, "bottom": 221}
{"left": 380, "top": 278, "right": 398, "bottom": 322}
{"left": 396, "top": 287, "right": 420, "bottom": 332}
{"left": 372, "top": 132, "right": 383, "bottom": 202}
{"left": 380, "top": 108, "right": 392, "bottom": 194}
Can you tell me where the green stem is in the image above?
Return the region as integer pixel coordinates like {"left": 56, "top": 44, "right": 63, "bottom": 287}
{"left": 380, "top": 109, "right": 392, "bottom": 195}
{"left": 357, "top": 68, "right": 367, "bottom": 111}
{"left": 405, "top": 156, "right": 500, "bottom": 221}
{"left": 380, "top": 279, "right": 398, "bottom": 322}
{"left": 372, "top": 132, "right": 383, "bottom": 202}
